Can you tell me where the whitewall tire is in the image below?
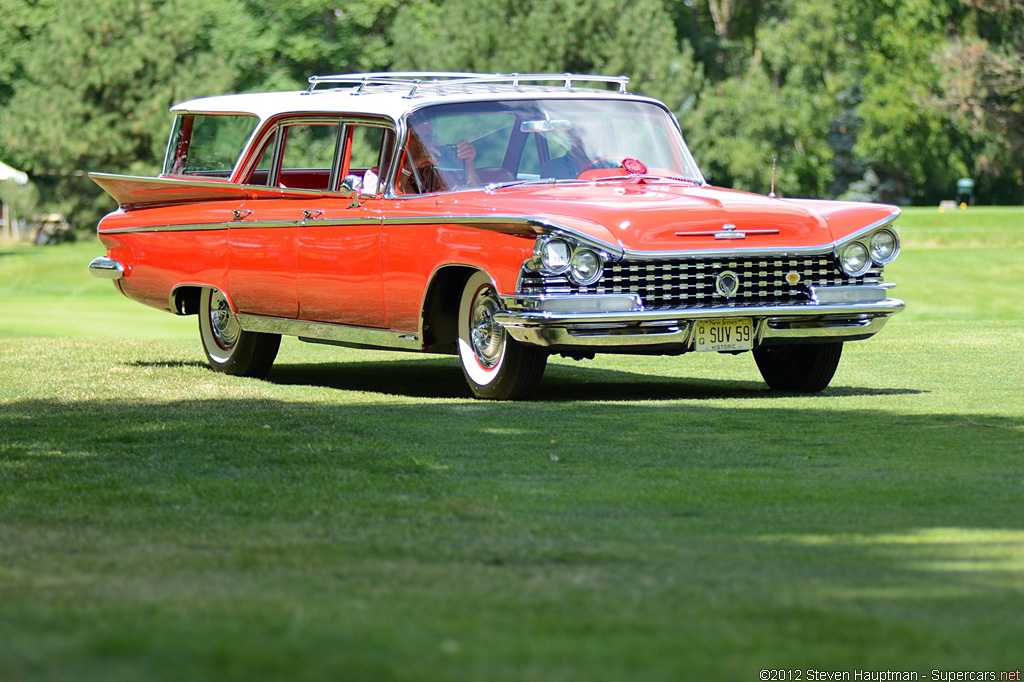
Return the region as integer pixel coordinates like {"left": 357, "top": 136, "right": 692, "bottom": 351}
{"left": 198, "top": 288, "right": 280, "bottom": 378}
{"left": 457, "top": 271, "right": 547, "bottom": 400}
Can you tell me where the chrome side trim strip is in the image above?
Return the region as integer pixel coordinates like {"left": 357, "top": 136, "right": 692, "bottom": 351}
{"left": 88, "top": 256, "right": 125, "bottom": 279}
{"left": 101, "top": 217, "right": 380, "bottom": 234}
{"left": 101, "top": 223, "right": 230, "bottom": 234}
{"left": 235, "top": 313, "right": 421, "bottom": 350}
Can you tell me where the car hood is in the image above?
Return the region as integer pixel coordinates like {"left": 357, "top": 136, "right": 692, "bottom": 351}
{"left": 434, "top": 179, "right": 899, "bottom": 254}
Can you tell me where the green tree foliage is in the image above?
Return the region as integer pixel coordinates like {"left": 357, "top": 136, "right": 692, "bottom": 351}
{"left": 686, "top": 0, "right": 1014, "bottom": 204}
{"left": 685, "top": 67, "right": 833, "bottom": 197}
{"left": 937, "top": 0, "right": 1024, "bottom": 202}
{"left": 0, "top": 0, "right": 265, "bottom": 225}
{"left": 0, "top": 0, "right": 1020, "bottom": 228}
{"left": 388, "top": 0, "right": 703, "bottom": 113}
{"left": 843, "top": 0, "right": 973, "bottom": 204}
{"left": 239, "top": 0, "right": 401, "bottom": 89}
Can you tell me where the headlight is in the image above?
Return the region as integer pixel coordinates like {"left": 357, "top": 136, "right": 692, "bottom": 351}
{"left": 539, "top": 239, "right": 571, "bottom": 274}
{"left": 839, "top": 242, "right": 871, "bottom": 277}
{"left": 869, "top": 229, "right": 899, "bottom": 264}
{"left": 569, "top": 249, "right": 603, "bottom": 285}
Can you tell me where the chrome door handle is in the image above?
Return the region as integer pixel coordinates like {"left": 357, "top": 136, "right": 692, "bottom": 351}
{"left": 302, "top": 209, "right": 324, "bottom": 220}
{"left": 231, "top": 209, "right": 253, "bottom": 221}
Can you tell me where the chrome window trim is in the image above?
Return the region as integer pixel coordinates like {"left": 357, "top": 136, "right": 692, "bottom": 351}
{"left": 233, "top": 114, "right": 400, "bottom": 187}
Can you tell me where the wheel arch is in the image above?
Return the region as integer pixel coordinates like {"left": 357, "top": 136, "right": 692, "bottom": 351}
{"left": 170, "top": 283, "right": 233, "bottom": 316}
{"left": 419, "top": 264, "right": 493, "bottom": 353}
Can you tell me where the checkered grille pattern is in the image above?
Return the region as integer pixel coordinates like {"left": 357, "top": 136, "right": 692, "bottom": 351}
{"left": 520, "top": 255, "right": 883, "bottom": 310}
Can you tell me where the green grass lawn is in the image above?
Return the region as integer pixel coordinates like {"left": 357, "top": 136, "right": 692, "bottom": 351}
{"left": 1, "top": 207, "right": 1022, "bottom": 681}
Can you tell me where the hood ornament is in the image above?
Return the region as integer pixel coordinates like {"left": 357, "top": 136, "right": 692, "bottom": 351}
{"left": 769, "top": 157, "right": 777, "bottom": 199}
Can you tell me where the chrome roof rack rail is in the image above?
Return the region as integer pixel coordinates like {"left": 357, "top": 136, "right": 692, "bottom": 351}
{"left": 305, "top": 72, "right": 631, "bottom": 96}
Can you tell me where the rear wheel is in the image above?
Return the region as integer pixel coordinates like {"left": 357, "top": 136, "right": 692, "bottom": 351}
{"left": 753, "top": 342, "right": 843, "bottom": 393}
{"left": 457, "top": 271, "right": 547, "bottom": 400}
{"left": 199, "top": 288, "right": 280, "bottom": 378}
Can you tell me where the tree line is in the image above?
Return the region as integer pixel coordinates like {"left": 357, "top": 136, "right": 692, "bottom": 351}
{"left": 0, "top": 0, "right": 1020, "bottom": 229}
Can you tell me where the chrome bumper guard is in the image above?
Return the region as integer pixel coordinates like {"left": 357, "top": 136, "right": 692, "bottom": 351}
{"left": 496, "top": 286, "right": 904, "bottom": 350}
{"left": 88, "top": 257, "right": 125, "bottom": 280}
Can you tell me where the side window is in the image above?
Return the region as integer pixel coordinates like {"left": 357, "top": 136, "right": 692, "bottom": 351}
{"left": 278, "top": 121, "right": 341, "bottom": 190}
{"left": 349, "top": 126, "right": 385, "bottom": 170}
{"left": 162, "top": 114, "right": 259, "bottom": 178}
{"left": 345, "top": 124, "right": 391, "bottom": 196}
{"left": 398, "top": 111, "right": 515, "bottom": 194}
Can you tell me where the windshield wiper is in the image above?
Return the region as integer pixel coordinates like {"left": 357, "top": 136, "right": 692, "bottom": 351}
{"left": 484, "top": 178, "right": 561, "bottom": 192}
{"left": 643, "top": 174, "right": 705, "bottom": 186}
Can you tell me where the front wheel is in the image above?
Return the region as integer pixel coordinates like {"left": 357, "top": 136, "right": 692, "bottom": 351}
{"left": 753, "top": 342, "right": 843, "bottom": 393}
{"left": 199, "top": 288, "right": 281, "bottom": 378}
{"left": 457, "top": 272, "right": 547, "bottom": 400}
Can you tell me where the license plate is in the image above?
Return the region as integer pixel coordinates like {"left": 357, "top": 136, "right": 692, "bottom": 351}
{"left": 694, "top": 318, "right": 754, "bottom": 352}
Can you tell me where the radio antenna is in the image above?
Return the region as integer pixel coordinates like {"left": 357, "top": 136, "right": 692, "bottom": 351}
{"left": 769, "top": 157, "right": 777, "bottom": 199}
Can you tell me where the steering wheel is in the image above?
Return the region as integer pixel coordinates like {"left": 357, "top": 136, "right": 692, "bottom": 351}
{"left": 577, "top": 157, "right": 621, "bottom": 176}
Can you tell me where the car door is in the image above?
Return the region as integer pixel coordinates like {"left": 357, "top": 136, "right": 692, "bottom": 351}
{"left": 229, "top": 118, "right": 343, "bottom": 319}
{"left": 295, "top": 120, "right": 391, "bottom": 327}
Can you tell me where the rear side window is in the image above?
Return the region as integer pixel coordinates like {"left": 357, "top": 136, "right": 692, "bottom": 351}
{"left": 162, "top": 114, "right": 259, "bottom": 177}
{"left": 280, "top": 122, "right": 341, "bottom": 171}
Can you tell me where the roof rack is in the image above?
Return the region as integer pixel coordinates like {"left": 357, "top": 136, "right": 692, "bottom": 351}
{"left": 304, "top": 72, "right": 631, "bottom": 97}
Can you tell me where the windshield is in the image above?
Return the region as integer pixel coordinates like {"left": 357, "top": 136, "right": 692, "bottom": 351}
{"left": 397, "top": 99, "right": 702, "bottom": 194}
{"left": 162, "top": 114, "right": 259, "bottom": 178}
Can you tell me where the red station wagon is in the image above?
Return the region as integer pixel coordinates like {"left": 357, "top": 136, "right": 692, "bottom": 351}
{"left": 89, "top": 72, "right": 904, "bottom": 400}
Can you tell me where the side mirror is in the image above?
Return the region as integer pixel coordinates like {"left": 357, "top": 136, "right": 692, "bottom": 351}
{"left": 341, "top": 174, "right": 364, "bottom": 207}
{"left": 341, "top": 174, "right": 364, "bottom": 195}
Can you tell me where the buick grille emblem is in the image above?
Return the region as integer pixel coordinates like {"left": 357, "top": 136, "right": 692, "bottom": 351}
{"left": 716, "top": 270, "right": 741, "bottom": 298}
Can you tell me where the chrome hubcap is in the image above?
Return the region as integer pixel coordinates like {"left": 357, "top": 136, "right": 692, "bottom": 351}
{"left": 469, "top": 287, "right": 504, "bottom": 369}
{"left": 209, "top": 291, "right": 240, "bottom": 349}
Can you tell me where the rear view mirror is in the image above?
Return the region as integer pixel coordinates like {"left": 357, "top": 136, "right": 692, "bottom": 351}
{"left": 520, "top": 120, "right": 573, "bottom": 133}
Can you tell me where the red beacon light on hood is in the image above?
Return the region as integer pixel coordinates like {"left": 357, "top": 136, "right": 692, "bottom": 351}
{"left": 622, "top": 158, "right": 648, "bottom": 175}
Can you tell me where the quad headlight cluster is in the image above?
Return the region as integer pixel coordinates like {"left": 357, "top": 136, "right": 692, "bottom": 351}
{"left": 532, "top": 237, "right": 605, "bottom": 286}
{"left": 835, "top": 227, "right": 900, "bottom": 277}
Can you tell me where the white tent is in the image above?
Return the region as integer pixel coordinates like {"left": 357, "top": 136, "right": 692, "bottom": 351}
{"left": 1, "top": 160, "right": 29, "bottom": 239}
{"left": 0, "top": 159, "right": 29, "bottom": 185}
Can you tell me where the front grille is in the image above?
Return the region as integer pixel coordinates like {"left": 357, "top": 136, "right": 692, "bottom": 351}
{"left": 520, "top": 255, "right": 883, "bottom": 309}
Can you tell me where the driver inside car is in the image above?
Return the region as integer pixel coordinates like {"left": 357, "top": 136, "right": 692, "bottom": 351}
{"left": 399, "top": 117, "right": 481, "bottom": 193}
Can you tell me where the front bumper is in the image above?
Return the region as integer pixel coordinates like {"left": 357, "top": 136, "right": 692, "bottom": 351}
{"left": 495, "top": 292, "right": 905, "bottom": 352}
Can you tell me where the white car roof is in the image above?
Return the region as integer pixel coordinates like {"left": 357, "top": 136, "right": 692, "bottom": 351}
{"left": 169, "top": 72, "right": 663, "bottom": 123}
